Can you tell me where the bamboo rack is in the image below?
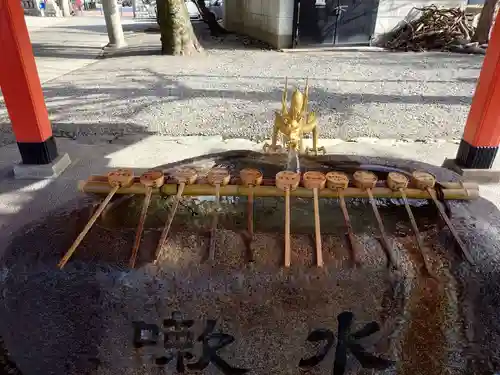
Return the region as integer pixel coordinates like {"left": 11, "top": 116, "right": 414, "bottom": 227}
{"left": 66, "top": 168, "right": 479, "bottom": 269}
{"left": 78, "top": 178, "right": 479, "bottom": 201}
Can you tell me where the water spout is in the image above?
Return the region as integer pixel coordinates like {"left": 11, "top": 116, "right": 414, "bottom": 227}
{"left": 286, "top": 147, "right": 300, "bottom": 173}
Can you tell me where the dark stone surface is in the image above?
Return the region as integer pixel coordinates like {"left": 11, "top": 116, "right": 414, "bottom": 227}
{"left": 0, "top": 151, "right": 499, "bottom": 375}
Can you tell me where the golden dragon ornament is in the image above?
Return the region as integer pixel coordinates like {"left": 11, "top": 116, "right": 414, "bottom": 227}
{"left": 263, "top": 78, "right": 325, "bottom": 156}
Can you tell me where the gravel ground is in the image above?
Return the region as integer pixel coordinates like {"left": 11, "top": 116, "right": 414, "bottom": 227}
{"left": 0, "top": 23, "right": 483, "bottom": 144}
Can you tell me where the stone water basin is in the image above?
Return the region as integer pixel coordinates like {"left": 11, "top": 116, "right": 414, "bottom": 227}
{"left": 0, "top": 151, "right": 498, "bottom": 375}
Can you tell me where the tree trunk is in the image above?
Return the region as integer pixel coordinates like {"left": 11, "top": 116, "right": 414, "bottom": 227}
{"left": 472, "top": 0, "right": 499, "bottom": 44}
{"left": 194, "top": 0, "right": 229, "bottom": 36}
{"left": 60, "top": 0, "right": 72, "bottom": 16}
{"left": 157, "top": 0, "right": 203, "bottom": 55}
{"left": 102, "top": 0, "right": 127, "bottom": 48}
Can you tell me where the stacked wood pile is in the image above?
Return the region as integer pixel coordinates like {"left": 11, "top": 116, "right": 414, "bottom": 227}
{"left": 382, "top": 5, "right": 487, "bottom": 54}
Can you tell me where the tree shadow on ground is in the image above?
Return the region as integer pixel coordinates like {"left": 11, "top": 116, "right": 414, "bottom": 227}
{"left": 56, "top": 19, "right": 155, "bottom": 34}
{"left": 35, "top": 68, "right": 473, "bottom": 140}
{"left": 31, "top": 43, "right": 105, "bottom": 59}
{"left": 100, "top": 20, "right": 275, "bottom": 58}
{"left": 27, "top": 20, "right": 158, "bottom": 60}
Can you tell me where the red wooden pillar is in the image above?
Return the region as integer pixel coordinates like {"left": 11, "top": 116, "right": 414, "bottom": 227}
{"left": 456, "top": 11, "right": 500, "bottom": 169}
{"left": 0, "top": 0, "right": 59, "bottom": 165}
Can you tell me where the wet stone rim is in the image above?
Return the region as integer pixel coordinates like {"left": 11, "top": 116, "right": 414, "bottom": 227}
{"left": 0, "top": 152, "right": 484, "bottom": 375}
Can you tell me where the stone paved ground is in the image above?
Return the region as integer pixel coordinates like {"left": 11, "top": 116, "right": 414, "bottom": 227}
{"left": 0, "top": 16, "right": 484, "bottom": 145}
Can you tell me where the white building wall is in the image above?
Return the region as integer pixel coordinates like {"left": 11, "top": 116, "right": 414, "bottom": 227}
{"left": 224, "top": 0, "right": 295, "bottom": 48}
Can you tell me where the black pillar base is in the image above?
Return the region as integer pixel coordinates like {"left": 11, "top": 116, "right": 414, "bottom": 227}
{"left": 17, "top": 136, "right": 59, "bottom": 165}
{"left": 456, "top": 139, "right": 498, "bottom": 169}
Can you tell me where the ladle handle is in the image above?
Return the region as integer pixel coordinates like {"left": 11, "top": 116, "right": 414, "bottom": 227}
{"left": 366, "top": 188, "right": 399, "bottom": 269}
{"left": 154, "top": 182, "right": 186, "bottom": 263}
{"left": 208, "top": 183, "right": 221, "bottom": 262}
{"left": 313, "top": 188, "right": 323, "bottom": 267}
{"left": 248, "top": 188, "right": 254, "bottom": 237}
{"left": 284, "top": 188, "right": 291, "bottom": 267}
{"left": 426, "top": 187, "right": 473, "bottom": 264}
{"left": 129, "top": 187, "right": 153, "bottom": 268}
{"left": 208, "top": 217, "right": 217, "bottom": 262}
{"left": 338, "top": 189, "right": 362, "bottom": 266}
{"left": 58, "top": 185, "right": 120, "bottom": 269}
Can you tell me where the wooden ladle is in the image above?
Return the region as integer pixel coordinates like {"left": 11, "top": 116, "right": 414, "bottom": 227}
{"left": 276, "top": 170, "right": 301, "bottom": 267}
